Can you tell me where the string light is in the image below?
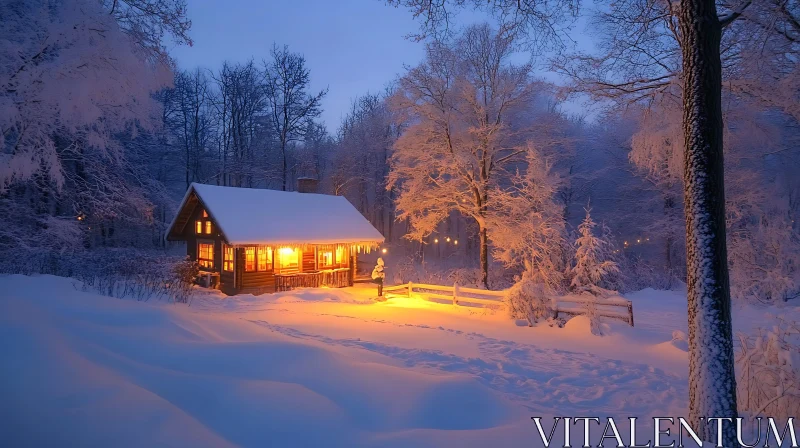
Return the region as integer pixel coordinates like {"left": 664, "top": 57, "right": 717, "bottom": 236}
{"left": 381, "top": 248, "right": 387, "bottom": 254}
{"left": 454, "top": 240, "right": 458, "bottom": 245}
{"left": 434, "top": 238, "right": 439, "bottom": 243}
{"left": 446, "top": 237, "right": 451, "bottom": 242}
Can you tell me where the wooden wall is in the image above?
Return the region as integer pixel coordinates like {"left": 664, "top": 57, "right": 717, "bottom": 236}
{"left": 180, "top": 200, "right": 224, "bottom": 274}
{"left": 302, "top": 248, "right": 316, "bottom": 272}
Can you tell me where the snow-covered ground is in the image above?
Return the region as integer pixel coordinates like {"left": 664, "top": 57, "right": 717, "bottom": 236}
{"left": 1, "top": 275, "right": 796, "bottom": 447}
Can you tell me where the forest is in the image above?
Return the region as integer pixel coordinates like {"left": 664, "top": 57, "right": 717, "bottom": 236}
{"left": 3, "top": 0, "right": 797, "bottom": 307}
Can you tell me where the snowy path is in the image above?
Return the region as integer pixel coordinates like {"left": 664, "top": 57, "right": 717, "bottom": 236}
{"left": 245, "top": 313, "right": 686, "bottom": 417}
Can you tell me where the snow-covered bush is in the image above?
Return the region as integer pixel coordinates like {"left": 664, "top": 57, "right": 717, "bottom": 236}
{"left": 75, "top": 251, "right": 199, "bottom": 303}
{"left": 617, "top": 254, "right": 683, "bottom": 292}
{"left": 735, "top": 317, "right": 800, "bottom": 421}
{"left": 0, "top": 248, "right": 198, "bottom": 303}
{"left": 729, "top": 217, "right": 800, "bottom": 304}
{"left": 390, "top": 256, "right": 512, "bottom": 289}
{"left": 504, "top": 275, "right": 555, "bottom": 326}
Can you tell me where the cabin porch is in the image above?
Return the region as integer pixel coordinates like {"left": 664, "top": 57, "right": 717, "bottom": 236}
{"left": 275, "top": 267, "right": 352, "bottom": 291}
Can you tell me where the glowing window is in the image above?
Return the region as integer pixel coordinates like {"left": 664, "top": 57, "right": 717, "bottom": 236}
{"left": 245, "top": 247, "right": 256, "bottom": 272}
{"left": 195, "top": 221, "right": 202, "bottom": 234}
{"left": 277, "top": 247, "right": 299, "bottom": 271}
{"left": 318, "top": 250, "right": 333, "bottom": 268}
{"left": 198, "top": 243, "right": 214, "bottom": 269}
{"left": 336, "top": 245, "right": 347, "bottom": 266}
{"left": 202, "top": 210, "right": 208, "bottom": 218}
{"left": 223, "top": 246, "right": 234, "bottom": 271}
{"left": 205, "top": 221, "right": 212, "bottom": 234}
{"left": 257, "top": 247, "right": 272, "bottom": 271}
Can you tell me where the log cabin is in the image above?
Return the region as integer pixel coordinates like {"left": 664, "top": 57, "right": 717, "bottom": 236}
{"left": 166, "top": 182, "right": 385, "bottom": 295}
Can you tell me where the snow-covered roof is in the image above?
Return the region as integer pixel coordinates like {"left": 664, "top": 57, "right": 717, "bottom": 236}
{"left": 168, "top": 183, "right": 385, "bottom": 246}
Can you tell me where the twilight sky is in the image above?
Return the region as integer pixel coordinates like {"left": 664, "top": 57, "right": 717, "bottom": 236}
{"left": 170, "top": 1, "right": 591, "bottom": 131}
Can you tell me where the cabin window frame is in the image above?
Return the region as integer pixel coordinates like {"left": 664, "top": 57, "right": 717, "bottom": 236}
{"left": 198, "top": 241, "right": 215, "bottom": 270}
{"left": 245, "top": 247, "right": 256, "bottom": 272}
{"left": 195, "top": 220, "right": 203, "bottom": 234}
{"left": 277, "top": 247, "right": 300, "bottom": 273}
{"left": 336, "top": 245, "right": 348, "bottom": 268}
{"left": 205, "top": 221, "right": 212, "bottom": 234}
{"left": 223, "top": 245, "right": 234, "bottom": 272}
{"left": 318, "top": 247, "right": 334, "bottom": 269}
{"left": 257, "top": 247, "right": 273, "bottom": 272}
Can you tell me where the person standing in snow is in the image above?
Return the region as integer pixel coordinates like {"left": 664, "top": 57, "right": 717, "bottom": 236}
{"left": 371, "top": 258, "right": 386, "bottom": 298}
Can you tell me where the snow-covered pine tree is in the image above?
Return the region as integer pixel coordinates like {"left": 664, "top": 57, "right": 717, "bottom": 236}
{"left": 569, "top": 206, "right": 620, "bottom": 297}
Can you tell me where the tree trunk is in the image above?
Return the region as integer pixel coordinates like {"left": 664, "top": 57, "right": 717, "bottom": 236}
{"left": 479, "top": 226, "right": 488, "bottom": 289}
{"left": 281, "top": 141, "right": 288, "bottom": 191}
{"left": 679, "top": 0, "right": 738, "bottom": 445}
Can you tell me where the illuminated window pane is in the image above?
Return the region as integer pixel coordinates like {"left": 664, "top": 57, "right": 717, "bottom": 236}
{"left": 205, "top": 221, "right": 212, "bottom": 234}
{"left": 198, "top": 243, "right": 214, "bottom": 269}
{"left": 202, "top": 210, "right": 208, "bottom": 218}
{"left": 336, "top": 245, "right": 347, "bottom": 266}
{"left": 277, "top": 247, "right": 299, "bottom": 271}
{"left": 223, "top": 246, "right": 234, "bottom": 272}
{"left": 318, "top": 250, "right": 333, "bottom": 267}
{"left": 195, "top": 221, "right": 202, "bottom": 234}
{"left": 245, "top": 247, "right": 255, "bottom": 272}
{"left": 257, "top": 247, "right": 272, "bottom": 271}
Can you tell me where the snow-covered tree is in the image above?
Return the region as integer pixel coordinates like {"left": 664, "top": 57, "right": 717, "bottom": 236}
{"left": 0, "top": 0, "right": 190, "bottom": 252}
{"left": 0, "top": 0, "right": 179, "bottom": 190}
{"left": 569, "top": 206, "right": 619, "bottom": 296}
{"left": 389, "top": 23, "right": 542, "bottom": 288}
{"left": 490, "top": 145, "right": 567, "bottom": 291}
{"left": 333, "top": 92, "right": 399, "bottom": 238}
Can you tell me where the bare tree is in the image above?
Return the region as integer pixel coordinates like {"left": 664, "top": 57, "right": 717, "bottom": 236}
{"left": 172, "top": 69, "right": 214, "bottom": 189}
{"left": 333, "top": 92, "right": 399, "bottom": 237}
{"left": 211, "top": 61, "right": 271, "bottom": 188}
{"left": 264, "top": 45, "right": 327, "bottom": 191}
{"left": 388, "top": 0, "right": 580, "bottom": 52}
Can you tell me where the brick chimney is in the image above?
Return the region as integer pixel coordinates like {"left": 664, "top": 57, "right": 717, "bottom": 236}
{"left": 297, "top": 177, "right": 319, "bottom": 193}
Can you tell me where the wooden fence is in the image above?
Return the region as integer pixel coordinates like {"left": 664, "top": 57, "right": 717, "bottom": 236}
{"left": 276, "top": 268, "right": 351, "bottom": 292}
{"left": 383, "top": 281, "right": 634, "bottom": 326}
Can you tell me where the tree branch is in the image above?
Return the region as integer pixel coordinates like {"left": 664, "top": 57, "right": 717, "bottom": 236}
{"left": 719, "top": 0, "right": 752, "bottom": 28}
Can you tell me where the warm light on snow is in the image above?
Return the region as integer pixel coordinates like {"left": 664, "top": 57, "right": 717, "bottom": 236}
{"left": 1, "top": 275, "right": 798, "bottom": 446}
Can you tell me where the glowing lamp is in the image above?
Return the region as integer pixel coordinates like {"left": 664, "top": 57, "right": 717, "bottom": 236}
{"left": 434, "top": 238, "right": 439, "bottom": 243}
{"left": 454, "top": 240, "right": 458, "bottom": 245}
{"left": 279, "top": 247, "right": 295, "bottom": 256}
{"left": 381, "top": 248, "right": 387, "bottom": 254}
{"left": 446, "top": 237, "right": 451, "bottom": 242}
